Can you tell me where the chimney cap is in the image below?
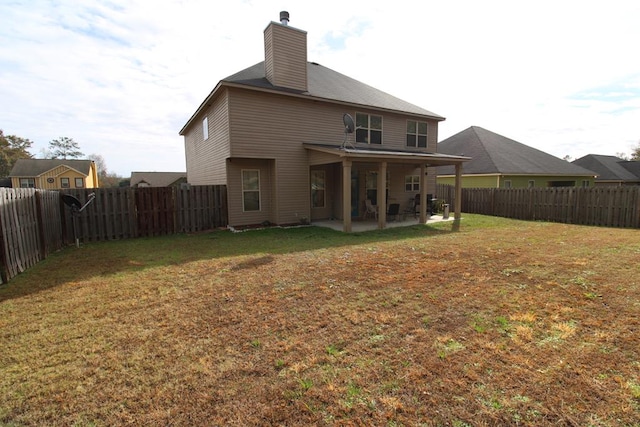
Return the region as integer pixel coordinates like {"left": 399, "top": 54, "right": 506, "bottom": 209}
{"left": 280, "top": 11, "right": 289, "bottom": 25}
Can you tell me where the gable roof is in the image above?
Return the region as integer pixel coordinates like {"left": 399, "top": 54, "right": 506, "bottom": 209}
{"left": 9, "top": 159, "right": 94, "bottom": 177}
{"left": 572, "top": 154, "right": 640, "bottom": 182}
{"left": 437, "top": 126, "right": 597, "bottom": 177}
{"left": 619, "top": 160, "right": 640, "bottom": 179}
{"left": 130, "top": 171, "right": 187, "bottom": 187}
{"left": 180, "top": 61, "right": 443, "bottom": 135}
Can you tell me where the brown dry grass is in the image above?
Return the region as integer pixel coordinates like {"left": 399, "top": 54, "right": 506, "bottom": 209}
{"left": 1, "top": 215, "right": 639, "bottom": 426}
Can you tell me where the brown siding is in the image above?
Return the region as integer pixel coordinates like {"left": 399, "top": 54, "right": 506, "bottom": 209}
{"left": 226, "top": 158, "right": 274, "bottom": 226}
{"left": 184, "top": 89, "right": 230, "bottom": 185}
{"left": 225, "top": 87, "right": 441, "bottom": 226}
{"left": 264, "top": 22, "right": 307, "bottom": 91}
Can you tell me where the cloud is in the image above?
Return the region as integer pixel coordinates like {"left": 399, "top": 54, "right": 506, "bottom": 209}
{"left": 0, "top": 0, "right": 638, "bottom": 175}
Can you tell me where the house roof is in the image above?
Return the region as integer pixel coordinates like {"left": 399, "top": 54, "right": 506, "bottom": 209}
{"left": 180, "top": 61, "right": 444, "bottom": 135}
{"left": 436, "top": 126, "right": 597, "bottom": 177}
{"left": 572, "top": 154, "right": 640, "bottom": 182}
{"left": 9, "top": 159, "right": 94, "bottom": 177}
{"left": 619, "top": 160, "right": 640, "bottom": 178}
{"left": 130, "top": 171, "right": 187, "bottom": 187}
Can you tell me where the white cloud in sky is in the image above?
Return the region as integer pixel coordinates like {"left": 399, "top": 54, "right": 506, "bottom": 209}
{"left": 0, "top": 0, "right": 638, "bottom": 176}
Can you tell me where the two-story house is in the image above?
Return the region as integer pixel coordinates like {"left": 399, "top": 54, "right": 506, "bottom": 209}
{"left": 180, "top": 12, "right": 468, "bottom": 232}
{"left": 9, "top": 159, "right": 99, "bottom": 189}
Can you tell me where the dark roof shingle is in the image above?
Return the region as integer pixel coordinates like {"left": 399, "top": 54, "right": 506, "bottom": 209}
{"left": 9, "top": 159, "right": 94, "bottom": 177}
{"left": 223, "top": 61, "right": 444, "bottom": 119}
{"left": 437, "top": 126, "right": 597, "bottom": 176}
{"left": 572, "top": 154, "right": 640, "bottom": 182}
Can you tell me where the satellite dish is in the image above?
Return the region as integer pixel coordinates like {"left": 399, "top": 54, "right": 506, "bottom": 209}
{"left": 62, "top": 194, "right": 82, "bottom": 210}
{"left": 343, "top": 113, "right": 355, "bottom": 134}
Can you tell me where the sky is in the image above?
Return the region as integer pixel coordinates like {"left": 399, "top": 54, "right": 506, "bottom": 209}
{"left": 1, "top": 0, "right": 638, "bottom": 177}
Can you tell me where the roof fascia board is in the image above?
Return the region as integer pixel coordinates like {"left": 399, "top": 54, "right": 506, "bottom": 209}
{"left": 180, "top": 81, "right": 444, "bottom": 134}
{"left": 222, "top": 82, "right": 446, "bottom": 121}
{"left": 179, "top": 81, "right": 225, "bottom": 135}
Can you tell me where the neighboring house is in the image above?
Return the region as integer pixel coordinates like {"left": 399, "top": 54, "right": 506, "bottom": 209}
{"left": 572, "top": 154, "right": 640, "bottom": 186}
{"left": 437, "top": 126, "right": 597, "bottom": 188}
{"left": 9, "top": 159, "right": 99, "bottom": 189}
{"left": 179, "top": 12, "right": 469, "bottom": 232}
{"left": 130, "top": 172, "right": 187, "bottom": 188}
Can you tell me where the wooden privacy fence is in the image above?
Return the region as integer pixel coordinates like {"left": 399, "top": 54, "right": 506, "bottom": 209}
{"left": 436, "top": 184, "right": 640, "bottom": 228}
{"left": 0, "top": 189, "right": 64, "bottom": 283}
{"left": 0, "top": 185, "right": 227, "bottom": 283}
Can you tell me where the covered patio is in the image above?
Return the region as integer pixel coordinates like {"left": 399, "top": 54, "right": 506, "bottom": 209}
{"left": 305, "top": 144, "right": 470, "bottom": 232}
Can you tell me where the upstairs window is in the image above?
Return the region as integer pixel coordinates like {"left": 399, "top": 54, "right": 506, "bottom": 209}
{"left": 356, "top": 113, "right": 382, "bottom": 144}
{"left": 203, "top": 117, "right": 209, "bottom": 140}
{"left": 75, "top": 178, "right": 84, "bottom": 188}
{"left": 407, "top": 120, "right": 428, "bottom": 148}
{"left": 60, "top": 177, "right": 70, "bottom": 188}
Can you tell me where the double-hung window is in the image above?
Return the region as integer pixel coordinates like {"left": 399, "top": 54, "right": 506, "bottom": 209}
{"left": 19, "top": 178, "right": 35, "bottom": 188}
{"left": 60, "top": 177, "right": 70, "bottom": 188}
{"left": 75, "top": 178, "right": 84, "bottom": 188}
{"left": 405, "top": 175, "right": 420, "bottom": 192}
{"left": 356, "top": 113, "right": 382, "bottom": 144}
{"left": 311, "top": 170, "right": 325, "bottom": 208}
{"left": 407, "top": 120, "right": 428, "bottom": 148}
{"left": 242, "top": 170, "right": 260, "bottom": 211}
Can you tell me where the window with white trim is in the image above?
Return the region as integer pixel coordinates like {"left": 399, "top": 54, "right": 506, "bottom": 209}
{"left": 405, "top": 175, "right": 420, "bottom": 192}
{"left": 406, "top": 120, "right": 427, "bottom": 148}
{"left": 60, "top": 177, "right": 70, "bottom": 188}
{"left": 75, "top": 178, "right": 84, "bottom": 188}
{"left": 203, "top": 117, "right": 209, "bottom": 140}
{"left": 242, "top": 169, "right": 260, "bottom": 211}
{"left": 311, "top": 170, "right": 325, "bottom": 208}
{"left": 356, "top": 112, "right": 382, "bottom": 144}
{"left": 19, "top": 178, "right": 35, "bottom": 188}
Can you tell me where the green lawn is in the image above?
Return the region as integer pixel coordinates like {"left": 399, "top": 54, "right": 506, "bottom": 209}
{"left": 1, "top": 215, "right": 639, "bottom": 426}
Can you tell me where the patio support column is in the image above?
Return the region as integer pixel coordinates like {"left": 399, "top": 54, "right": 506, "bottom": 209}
{"left": 342, "top": 159, "right": 352, "bottom": 233}
{"left": 419, "top": 164, "right": 427, "bottom": 223}
{"left": 377, "top": 161, "right": 387, "bottom": 229}
{"left": 454, "top": 163, "right": 462, "bottom": 221}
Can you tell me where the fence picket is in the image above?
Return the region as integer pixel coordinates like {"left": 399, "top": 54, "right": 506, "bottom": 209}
{"left": 437, "top": 184, "right": 640, "bottom": 228}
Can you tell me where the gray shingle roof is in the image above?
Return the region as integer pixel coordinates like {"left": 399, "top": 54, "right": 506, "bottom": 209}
{"left": 619, "top": 160, "right": 640, "bottom": 179}
{"left": 223, "top": 61, "right": 444, "bottom": 119}
{"left": 130, "top": 171, "right": 187, "bottom": 187}
{"left": 572, "top": 154, "right": 640, "bottom": 182}
{"left": 437, "top": 126, "right": 597, "bottom": 176}
{"left": 9, "top": 159, "right": 94, "bottom": 177}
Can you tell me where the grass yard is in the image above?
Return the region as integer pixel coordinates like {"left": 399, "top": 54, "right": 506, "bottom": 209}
{"left": 1, "top": 214, "right": 639, "bottom": 426}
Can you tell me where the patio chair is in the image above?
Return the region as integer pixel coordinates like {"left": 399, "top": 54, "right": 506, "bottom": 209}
{"left": 363, "top": 199, "right": 378, "bottom": 220}
{"left": 387, "top": 203, "right": 400, "bottom": 221}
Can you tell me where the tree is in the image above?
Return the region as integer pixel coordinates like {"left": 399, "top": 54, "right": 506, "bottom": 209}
{"left": 48, "top": 137, "right": 84, "bottom": 159}
{"left": 87, "top": 153, "right": 124, "bottom": 188}
{"left": 631, "top": 141, "right": 640, "bottom": 160}
{"left": 562, "top": 155, "right": 573, "bottom": 162}
{"left": 0, "top": 129, "right": 34, "bottom": 176}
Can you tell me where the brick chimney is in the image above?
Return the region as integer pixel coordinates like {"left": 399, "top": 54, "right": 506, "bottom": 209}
{"left": 264, "top": 11, "right": 308, "bottom": 92}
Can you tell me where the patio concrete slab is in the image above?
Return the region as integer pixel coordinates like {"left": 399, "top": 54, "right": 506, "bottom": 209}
{"left": 312, "top": 215, "right": 455, "bottom": 232}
